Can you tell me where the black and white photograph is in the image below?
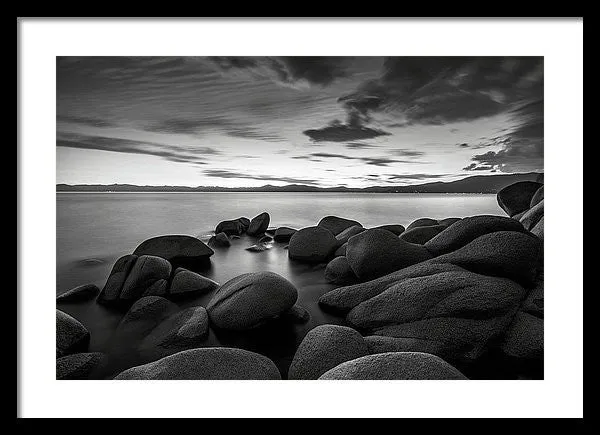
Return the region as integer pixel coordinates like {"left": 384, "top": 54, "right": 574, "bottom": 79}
{"left": 18, "top": 18, "right": 583, "bottom": 419}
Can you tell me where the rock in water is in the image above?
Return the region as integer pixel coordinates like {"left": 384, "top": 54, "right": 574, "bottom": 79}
{"left": 247, "top": 212, "right": 270, "bottom": 236}
{"left": 324, "top": 256, "right": 357, "bottom": 284}
{"left": 317, "top": 216, "right": 362, "bottom": 236}
{"left": 237, "top": 217, "right": 251, "bottom": 232}
{"left": 519, "top": 199, "right": 544, "bottom": 231}
{"left": 97, "top": 254, "right": 138, "bottom": 305}
{"left": 56, "top": 310, "right": 90, "bottom": 358}
{"left": 400, "top": 225, "right": 446, "bottom": 244}
{"left": 288, "top": 325, "right": 370, "bottom": 380}
{"left": 57, "top": 284, "right": 100, "bottom": 302}
{"left": 208, "top": 232, "right": 231, "bottom": 247}
{"left": 433, "top": 231, "right": 543, "bottom": 287}
{"left": 214, "top": 220, "right": 244, "bottom": 236}
{"left": 258, "top": 235, "right": 273, "bottom": 244}
{"left": 56, "top": 352, "right": 105, "bottom": 380}
{"left": 346, "top": 229, "right": 432, "bottom": 280}
{"left": 288, "top": 226, "right": 338, "bottom": 263}
{"left": 245, "top": 242, "right": 272, "bottom": 252}
{"left": 424, "top": 215, "right": 526, "bottom": 256}
{"left": 169, "top": 267, "right": 219, "bottom": 297}
{"left": 406, "top": 218, "right": 439, "bottom": 231}
{"left": 273, "top": 227, "right": 297, "bottom": 242}
{"left": 206, "top": 272, "right": 298, "bottom": 330}
{"left": 371, "top": 224, "right": 406, "bottom": 236}
{"left": 335, "top": 225, "right": 365, "bottom": 244}
{"left": 497, "top": 181, "right": 543, "bottom": 217}
{"left": 319, "top": 352, "right": 467, "bottom": 380}
{"left": 119, "top": 255, "right": 171, "bottom": 301}
{"left": 132, "top": 235, "right": 213, "bottom": 272}
{"left": 114, "top": 348, "right": 281, "bottom": 380}
{"left": 530, "top": 216, "right": 544, "bottom": 242}
{"left": 530, "top": 185, "right": 544, "bottom": 208}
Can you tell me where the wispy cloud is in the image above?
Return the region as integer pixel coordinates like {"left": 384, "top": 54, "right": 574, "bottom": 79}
{"left": 203, "top": 169, "right": 319, "bottom": 185}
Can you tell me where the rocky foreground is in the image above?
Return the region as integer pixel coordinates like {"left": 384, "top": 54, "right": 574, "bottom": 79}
{"left": 56, "top": 179, "right": 544, "bottom": 380}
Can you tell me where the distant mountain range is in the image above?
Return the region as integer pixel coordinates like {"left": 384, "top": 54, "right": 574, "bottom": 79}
{"left": 57, "top": 172, "right": 543, "bottom": 194}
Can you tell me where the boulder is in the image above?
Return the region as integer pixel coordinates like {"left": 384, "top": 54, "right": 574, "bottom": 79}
{"left": 335, "top": 225, "right": 365, "bottom": 245}
{"left": 522, "top": 275, "right": 544, "bottom": 318}
{"left": 97, "top": 254, "right": 138, "bottom": 305}
{"left": 320, "top": 262, "right": 462, "bottom": 314}
{"left": 258, "top": 235, "right": 273, "bottom": 244}
{"left": 318, "top": 216, "right": 362, "bottom": 236}
{"left": 364, "top": 335, "right": 448, "bottom": 357}
{"left": 371, "top": 224, "right": 405, "bottom": 236}
{"left": 497, "top": 181, "right": 543, "bottom": 217}
{"left": 333, "top": 243, "right": 347, "bottom": 257}
{"left": 56, "top": 310, "right": 90, "bottom": 358}
{"left": 438, "top": 217, "right": 462, "bottom": 227}
{"left": 281, "top": 305, "right": 310, "bottom": 324}
{"left": 519, "top": 199, "right": 544, "bottom": 231}
{"left": 116, "top": 297, "right": 179, "bottom": 342}
{"left": 433, "top": 231, "right": 543, "bottom": 287}
{"left": 501, "top": 311, "right": 544, "bottom": 360}
{"left": 114, "top": 348, "right": 281, "bottom": 380}
{"left": 57, "top": 284, "right": 100, "bottom": 303}
{"left": 56, "top": 352, "right": 105, "bottom": 380}
{"left": 273, "top": 227, "right": 297, "bottom": 242}
{"left": 319, "top": 352, "right": 467, "bottom": 380}
{"left": 424, "top": 215, "right": 526, "bottom": 256}
{"left": 206, "top": 272, "right": 298, "bottom": 330}
{"left": 346, "top": 229, "right": 432, "bottom": 280}
{"left": 237, "top": 217, "right": 251, "bottom": 232}
{"left": 119, "top": 255, "right": 171, "bottom": 301}
{"left": 406, "top": 218, "right": 439, "bottom": 231}
{"left": 346, "top": 268, "right": 525, "bottom": 361}
{"left": 215, "top": 220, "right": 244, "bottom": 236}
{"left": 288, "top": 325, "right": 370, "bottom": 380}
{"left": 132, "top": 235, "right": 214, "bottom": 267}
{"left": 530, "top": 185, "right": 544, "bottom": 208}
{"left": 288, "top": 226, "right": 338, "bottom": 263}
{"left": 247, "top": 212, "right": 270, "bottom": 236}
{"left": 208, "top": 232, "right": 231, "bottom": 247}
{"left": 169, "top": 267, "right": 219, "bottom": 297}
{"left": 400, "top": 225, "right": 446, "bottom": 244}
{"left": 530, "top": 216, "right": 544, "bottom": 242}
{"left": 324, "top": 256, "right": 358, "bottom": 284}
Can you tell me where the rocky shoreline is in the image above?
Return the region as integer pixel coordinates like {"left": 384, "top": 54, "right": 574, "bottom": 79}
{"left": 57, "top": 179, "right": 544, "bottom": 380}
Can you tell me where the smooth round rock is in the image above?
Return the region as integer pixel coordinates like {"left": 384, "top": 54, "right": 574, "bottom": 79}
{"left": 57, "top": 284, "right": 100, "bottom": 303}
{"left": 501, "top": 311, "right": 544, "bottom": 360}
{"left": 318, "top": 216, "right": 362, "bottom": 236}
{"left": 400, "top": 225, "right": 446, "bottom": 244}
{"left": 57, "top": 310, "right": 90, "bottom": 358}
{"left": 530, "top": 216, "right": 544, "bottom": 242}
{"left": 114, "top": 348, "right": 282, "bottom": 380}
{"left": 133, "top": 235, "right": 214, "bottom": 263}
{"left": 247, "top": 212, "right": 270, "bottom": 236}
{"left": 273, "top": 227, "right": 297, "bottom": 242}
{"left": 119, "top": 255, "right": 171, "bottom": 301}
{"left": 333, "top": 242, "right": 347, "bottom": 257}
{"left": 324, "top": 256, "right": 357, "bottom": 284}
{"left": 406, "top": 218, "right": 439, "bottom": 231}
{"left": 169, "top": 267, "right": 219, "bottom": 297}
{"left": 335, "top": 225, "right": 365, "bottom": 244}
{"left": 56, "top": 352, "right": 105, "bottom": 380}
{"left": 215, "top": 220, "right": 244, "bottom": 236}
{"left": 371, "top": 224, "right": 406, "bottom": 236}
{"left": 519, "top": 199, "right": 544, "bottom": 231}
{"left": 206, "top": 272, "right": 298, "bottom": 330}
{"left": 497, "top": 181, "right": 543, "bottom": 217}
{"left": 530, "top": 185, "right": 544, "bottom": 208}
{"left": 319, "top": 352, "right": 468, "bottom": 380}
{"left": 288, "top": 226, "right": 338, "bottom": 263}
{"left": 208, "top": 232, "right": 231, "bottom": 247}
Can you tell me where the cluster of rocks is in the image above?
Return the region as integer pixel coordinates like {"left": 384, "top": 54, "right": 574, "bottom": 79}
{"left": 57, "top": 179, "right": 544, "bottom": 380}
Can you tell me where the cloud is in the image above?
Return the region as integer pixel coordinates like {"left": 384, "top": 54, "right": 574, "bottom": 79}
{"left": 303, "top": 120, "right": 391, "bottom": 143}
{"left": 391, "top": 149, "right": 425, "bottom": 158}
{"left": 387, "top": 173, "right": 448, "bottom": 180}
{"left": 463, "top": 163, "right": 495, "bottom": 171}
{"left": 207, "top": 56, "right": 351, "bottom": 87}
{"left": 345, "top": 142, "right": 376, "bottom": 149}
{"left": 203, "top": 169, "right": 319, "bottom": 185}
{"left": 293, "top": 152, "right": 420, "bottom": 167}
{"left": 57, "top": 115, "right": 118, "bottom": 128}
{"left": 56, "top": 132, "right": 219, "bottom": 166}
{"left": 458, "top": 143, "right": 470, "bottom": 148}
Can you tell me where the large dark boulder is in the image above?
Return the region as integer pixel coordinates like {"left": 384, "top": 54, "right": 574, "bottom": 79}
{"left": 288, "top": 226, "right": 338, "bottom": 263}
{"left": 400, "top": 225, "right": 446, "bottom": 244}
{"left": 97, "top": 254, "right": 138, "bottom": 305}
{"left": 530, "top": 216, "right": 544, "bottom": 242}
{"left": 318, "top": 216, "right": 362, "bottom": 236}
{"left": 530, "top": 185, "right": 544, "bottom": 208}
{"left": 273, "top": 226, "right": 297, "bottom": 242}
{"left": 346, "top": 229, "right": 432, "bottom": 280}
{"left": 119, "top": 255, "right": 171, "bottom": 301}
{"left": 56, "top": 310, "right": 90, "bottom": 358}
{"left": 208, "top": 232, "right": 231, "bottom": 247}
{"left": 433, "top": 231, "right": 543, "bottom": 287}
{"left": 501, "top": 311, "right": 543, "bottom": 360}
{"left": 333, "top": 243, "right": 347, "bottom": 257}
{"left": 438, "top": 217, "right": 462, "bottom": 227}
{"left": 247, "top": 212, "right": 270, "bottom": 236}
{"left": 56, "top": 352, "right": 105, "bottom": 380}
{"left": 206, "top": 272, "right": 297, "bottom": 330}
{"left": 346, "top": 268, "right": 525, "bottom": 361}
{"left": 237, "top": 217, "right": 251, "bottom": 232}
{"left": 522, "top": 273, "right": 544, "bottom": 318}
{"left": 519, "top": 199, "right": 544, "bottom": 231}
{"left": 497, "top": 181, "right": 543, "bottom": 217}
{"left": 288, "top": 325, "right": 369, "bottom": 380}
{"left": 406, "top": 218, "right": 439, "bottom": 231}
{"left": 335, "top": 225, "right": 365, "bottom": 245}
{"left": 57, "top": 284, "right": 99, "bottom": 303}
{"left": 425, "top": 215, "right": 526, "bottom": 256}
{"left": 319, "top": 352, "right": 467, "bottom": 380}
{"left": 371, "top": 224, "right": 405, "bottom": 236}
{"left": 364, "top": 335, "right": 449, "bottom": 356}
{"left": 132, "top": 235, "right": 214, "bottom": 267}
{"left": 114, "top": 348, "right": 281, "bottom": 380}
{"left": 169, "top": 267, "right": 219, "bottom": 297}
{"left": 215, "top": 220, "right": 244, "bottom": 236}
{"left": 324, "top": 256, "right": 358, "bottom": 284}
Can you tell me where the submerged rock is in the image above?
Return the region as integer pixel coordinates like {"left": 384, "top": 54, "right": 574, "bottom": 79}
{"left": 324, "top": 256, "right": 358, "bottom": 284}
{"left": 346, "top": 229, "right": 432, "bottom": 280}
{"left": 247, "top": 212, "right": 270, "bottom": 236}
{"left": 288, "top": 226, "right": 338, "bottom": 263}
{"left": 273, "top": 227, "right": 297, "bottom": 242}
{"left": 245, "top": 242, "right": 272, "bottom": 252}
{"left": 207, "top": 272, "right": 298, "bottom": 330}
{"left": 400, "top": 225, "right": 446, "bottom": 244}
{"left": 215, "top": 220, "right": 244, "bottom": 236}
{"left": 258, "top": 235, "right": 273, "bottom": 244}
{"left": 318, "top": 216, "right": 362, "bottom": 236}
{"left": 319, "top": 352, "right": 467, "bottom": 380}
{"left": 132, "top": 235, "right": 214, "bottom": 266}
{"left": 114, "top": 348, "right": 281, "bottom": 380}
{"left": 56, "top": 310, "right": 90, "bottom": 358}
{"left": 288, "top": 325, "right": 369, "bottom": 380}
{"left": 208, "top": 232, "right": 231, "bottom": 247}
{"left": 497, "top": 181, "right": 543, "bottom": 217}
{"left": 57, "top": 284, "right": 100, "bottom": 303}
{"left": 56, "top": 352, "right": 105, "bottom": 380}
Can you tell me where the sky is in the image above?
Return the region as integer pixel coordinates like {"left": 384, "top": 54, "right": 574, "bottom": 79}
{"left": 57, "top": 56, "right": 543, "bottom": 188}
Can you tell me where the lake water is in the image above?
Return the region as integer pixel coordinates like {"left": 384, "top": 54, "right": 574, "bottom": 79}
{"left": 56, "top": 192, "right": 507, "bottom": 379}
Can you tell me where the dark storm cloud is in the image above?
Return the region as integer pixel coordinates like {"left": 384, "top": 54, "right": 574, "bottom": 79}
{"left": 203, "top": 169, "right": 319, "bottom": 186}
{"left": 465, "top": 99, "right": 543, "bottom": 172}
{"left": 207, "top": 56, "right": 351, "bottom": 87}
{"left": 57, "top": 132, "right": 219, "bottom": 166}
{"left": 57, "top": 114, "right": 118, "bottom": 128}
{"left": 303, "top": 120, "right": 391, "bottom": 143}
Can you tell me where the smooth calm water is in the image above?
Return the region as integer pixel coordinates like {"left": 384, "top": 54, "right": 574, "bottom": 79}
{"left": 56, "top": 192, "right": 505, "bottom": 378}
